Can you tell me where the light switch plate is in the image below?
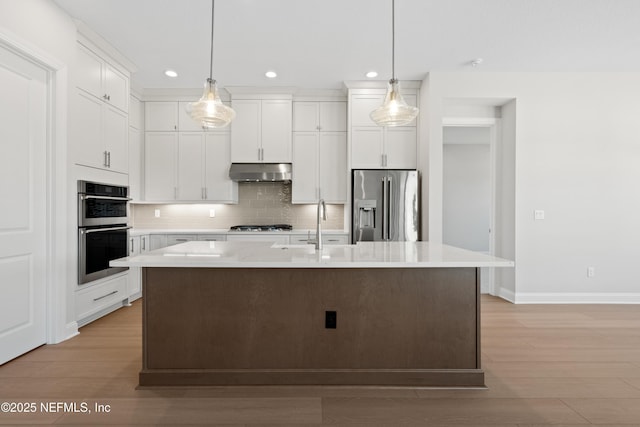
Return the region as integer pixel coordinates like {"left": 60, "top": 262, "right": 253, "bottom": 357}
{"left": 209, "top": 209, "right": 216, "bottom": 218}
{"left": 534, "top": 210, "right": 545, "bottom": 220}
{"left": 154, "top": 209, "right": 160, "bottom": 218}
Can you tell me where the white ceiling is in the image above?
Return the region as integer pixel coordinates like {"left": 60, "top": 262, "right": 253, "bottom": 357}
{"left": 52, "top": 0, "right": 640, "bottom": 91}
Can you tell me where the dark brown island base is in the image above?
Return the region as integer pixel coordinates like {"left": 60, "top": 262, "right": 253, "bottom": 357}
{"left": 110, "top": 241, "right": 514, "bottom": 387}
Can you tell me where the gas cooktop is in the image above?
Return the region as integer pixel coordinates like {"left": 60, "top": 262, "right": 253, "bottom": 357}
{"left": 229, "top": 224, "right": 293, "bottom": 232}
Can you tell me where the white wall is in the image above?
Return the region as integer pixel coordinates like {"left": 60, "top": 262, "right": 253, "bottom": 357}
{"left": 1, "top": 0, "right": 78, "bottom": 339}
{"left": 423, "top": 72, "right": 640, "bottom": 302}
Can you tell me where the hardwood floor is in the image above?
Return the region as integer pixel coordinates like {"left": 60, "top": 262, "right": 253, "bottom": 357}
{"left": 1, "top": 295, "right": 639, "bottom": 425}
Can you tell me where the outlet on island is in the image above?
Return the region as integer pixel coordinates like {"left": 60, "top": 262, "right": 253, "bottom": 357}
{"left": 325, "top": 310, "right": 337, "bottom": 329}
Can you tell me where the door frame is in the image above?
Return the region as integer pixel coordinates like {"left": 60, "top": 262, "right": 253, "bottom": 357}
{"left": 442, "top": 117, "right": 500, "bottom": 294}
{"left": 0, "top": 28, "right": 72, "bottom": 345}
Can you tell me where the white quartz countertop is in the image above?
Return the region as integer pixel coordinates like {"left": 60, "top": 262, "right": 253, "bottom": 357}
{"left": 111, "top": 241, "right": 514, "bottom": 269}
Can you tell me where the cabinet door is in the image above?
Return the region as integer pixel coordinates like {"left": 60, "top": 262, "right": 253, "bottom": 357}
{"left": 384, "top": 127, "right": 417, "bottom": 169}
{"left": 72, "top": 90, "right": 104, "bottom": 169}
{"left": 319, "top": 132, "right": 347, "bottom": 203}
{"left": 204, "top": 132, "right": 237, "bottom": 202}
{"left": 292, "top": 132, "right": 319, "bottom": 203}
{"left": 140, "top": 235, "right": 150, "bottom": 253}
{"left": 178, "top": 101, "right": 205, "bottom": 131}
{"left": 351, "top": 127, "right": 384, "bottom": 169}
{"left": 104, "top": 64, "right": 128, "bottom": 112}
{"left": 145, "top": 102, "right": 178, "bottom": 131}
{"left": 293, "top": 102, "right": 319, "bottom": 132}
{"left": 231, "top": 100, "right": 261, "bottom": 162}
{"left": 104, "top": 105, "right": 128, "bottom": 173}
{"left": 128, "top": 127, "right": 142, "bottom": 201}
{"left": 261, "top": 100, "right": 292, "bottom": 162}
{"left": 177, "top": 133, "right": 205, "bottom": 201}
{"left": 319, "top": 102, "right": 347, "bottom": 132}
{"left": 149, "top": 234, "right": 167, "bottom": 250}
{"left": 145, "top": 132, "right": 177, "bottom": 200}
{"left": 75, "top": 44, "right": 103, "bottom": 98}
{"left": 350, "top": 94, "right": 384, "bottom": 127}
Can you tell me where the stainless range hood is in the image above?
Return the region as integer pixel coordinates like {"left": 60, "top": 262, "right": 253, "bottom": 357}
{"left": 229, "top": 163, "right": 292, "bottom": 182}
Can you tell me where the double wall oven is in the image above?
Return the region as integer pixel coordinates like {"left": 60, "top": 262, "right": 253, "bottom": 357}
{"left": 78, "top": 180, "right": 130, "bottom": 284}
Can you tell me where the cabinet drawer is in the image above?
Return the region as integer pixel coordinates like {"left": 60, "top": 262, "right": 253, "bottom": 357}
{"left": 76, "top": 274, "right": 127, "bottom": 321}
{"left": 226, "top": 234, "right": 289, "bottom": 244}
{"left": 197, "top": 234, "right": 227, "bottom": 242}
{"left": 323, "top": 234, "right": 349, "bottom": 245}
{"left": 166, "top": 234, "right": 197, "bottom": 246}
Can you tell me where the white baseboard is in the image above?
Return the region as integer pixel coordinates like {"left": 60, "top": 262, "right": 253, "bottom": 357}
{"left": 64, "top": 321, "right": 79, "bottom": 340}
{"left": 494, "top": 287, "right": 516, "bottom": 303}
{"left": 514, "top": 292, "right": 640, "bottom": 304}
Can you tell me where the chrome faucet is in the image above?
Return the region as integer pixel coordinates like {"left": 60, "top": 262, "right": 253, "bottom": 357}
{"left": 308, "top": 199, "right": 327, "bottom": 250}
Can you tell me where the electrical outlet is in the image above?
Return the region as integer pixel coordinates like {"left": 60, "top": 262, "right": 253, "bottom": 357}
{"left": 154, "top": 209, "right": 160, "bottom": 218}
{"left": 325, "top": 311, "right": 337, "bottom": 329}
{"left": 209, "top": 209, "right": 216, "bottom": 218}
{"left": 534, "top": 210, "right": 545, "bottom": 220}
{"left": 587, "top": 267, "right": 595, "bottom": 278}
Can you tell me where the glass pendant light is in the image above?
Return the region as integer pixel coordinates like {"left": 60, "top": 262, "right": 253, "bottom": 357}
{"left": 186, "top": 0, "right": 236, "bottom": 128}
{"left": 370, "top": 0, "right": 419, "bottom": 127}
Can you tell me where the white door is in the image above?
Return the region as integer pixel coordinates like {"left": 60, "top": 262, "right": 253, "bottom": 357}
{"left": 0, "top": 44, "right": 48, "bottom": 364}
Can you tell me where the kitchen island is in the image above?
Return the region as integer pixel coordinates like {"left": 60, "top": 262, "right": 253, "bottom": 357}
{"left": 112, "top": 241, "right": 513, "bottom": 387}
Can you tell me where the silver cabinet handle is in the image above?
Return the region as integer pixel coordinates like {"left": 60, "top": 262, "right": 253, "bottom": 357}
{"left": 174, "top": 187, "right": 178, "bottom": 199}
{"left": 93, "top": 290, "right": 118, "bottom": 302}
{"left": 175, "top": 239, "right": 188, "bottom": 242}
{"left": 104, "top": 151, "right": 108, "bottom": 167}
{"left": 142, "top": 236, "right": 146, "bottom": 250}
{"left": 107, "top": 151, "right": 111, "bottom": 168}
{"left": 130, "top": 238, "right": 134, "bottom": 253}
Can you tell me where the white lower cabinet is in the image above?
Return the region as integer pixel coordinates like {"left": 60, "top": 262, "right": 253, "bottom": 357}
{"left": 149, "top": 234, "right": 168, "bottom": 250}
{"left": 289, "top": 233, "right": 349, "bottom": 245}
{"left": 226, "top": 234, "right": 289, "bottom": 244}
{"left": 75, "top": 274, "right": 128, "bottom": 326}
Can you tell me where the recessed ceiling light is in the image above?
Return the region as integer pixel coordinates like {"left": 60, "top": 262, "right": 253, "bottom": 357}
{"left": 366, "top": 71, "right": 378, "bottom": 78}
{"left": 265, "top": 71, "right": 277, "bottom": 78}
{"left": 164, "top": 69, "right": 178, "bottom": 78}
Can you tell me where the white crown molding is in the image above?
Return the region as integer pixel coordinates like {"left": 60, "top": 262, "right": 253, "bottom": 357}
{"left": 343, "top": 80, "right": 422, "bottom": 90}
{"left": 75, "top": 19, "right": 138, "bottom": 73}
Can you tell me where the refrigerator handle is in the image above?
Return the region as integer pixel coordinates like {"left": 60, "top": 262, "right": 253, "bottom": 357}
{"left": 387, "top": 177, "right": 392, "bottom": 240}
{"left": 381, "top": 177, "right": 387, "bottom": 240}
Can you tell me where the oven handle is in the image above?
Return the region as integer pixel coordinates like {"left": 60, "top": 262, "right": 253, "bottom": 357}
{"left": 80, "top": 194, "right": 132, "bottom": 201}
{"left": 81, "top": 226, "right": 131, "bottom": 234}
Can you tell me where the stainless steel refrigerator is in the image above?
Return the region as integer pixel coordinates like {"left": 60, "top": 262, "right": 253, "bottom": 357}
{"left": 352, "top": 170, "right": 419, "bottom": 243}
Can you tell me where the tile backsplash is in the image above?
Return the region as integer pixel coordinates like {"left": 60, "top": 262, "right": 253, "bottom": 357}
{"left": 132, "top": 182, "right": 345, "bottom": 230}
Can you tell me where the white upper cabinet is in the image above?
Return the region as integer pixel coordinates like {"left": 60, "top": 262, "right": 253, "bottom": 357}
{"left": 351, "top": 127, "right": 417, "bottom": 169}
{"left": 350, "top": 93, "right": 417, "bottom": 127}
{"left": 76, "top": 43, "right": 128, "bottom": 113}
{"left": 178, "top": 101, "right": 206, "bottom": 131}
{"left": 145, "top": 102, "right": 178, "bottom": 131}
{"left": 292, "top": 100, "right": 347, "bottom": 203}
{"left": 231, "top": 99, "right": 292, "bottom": 163}
{"left": 144, "top": 130, "right": 237, "bottom": 203}
{"left": 71, "top": 41, "right": 130, "bottom": 174}
{"left": 293, "top": 101, "right": 346, "bottom": 132}
{"left": 145, "top": 132, "right": 178, "bottom": 201}
{"left": 348, "top": 87, "right": 419, "bottom": 169}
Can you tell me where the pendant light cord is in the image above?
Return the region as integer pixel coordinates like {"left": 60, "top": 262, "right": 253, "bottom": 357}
{"left": 209, "top": 0, "right": 215, "bottom": 81}
{"left": 391, "top": 0, "right": 395, "bottom": 81}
